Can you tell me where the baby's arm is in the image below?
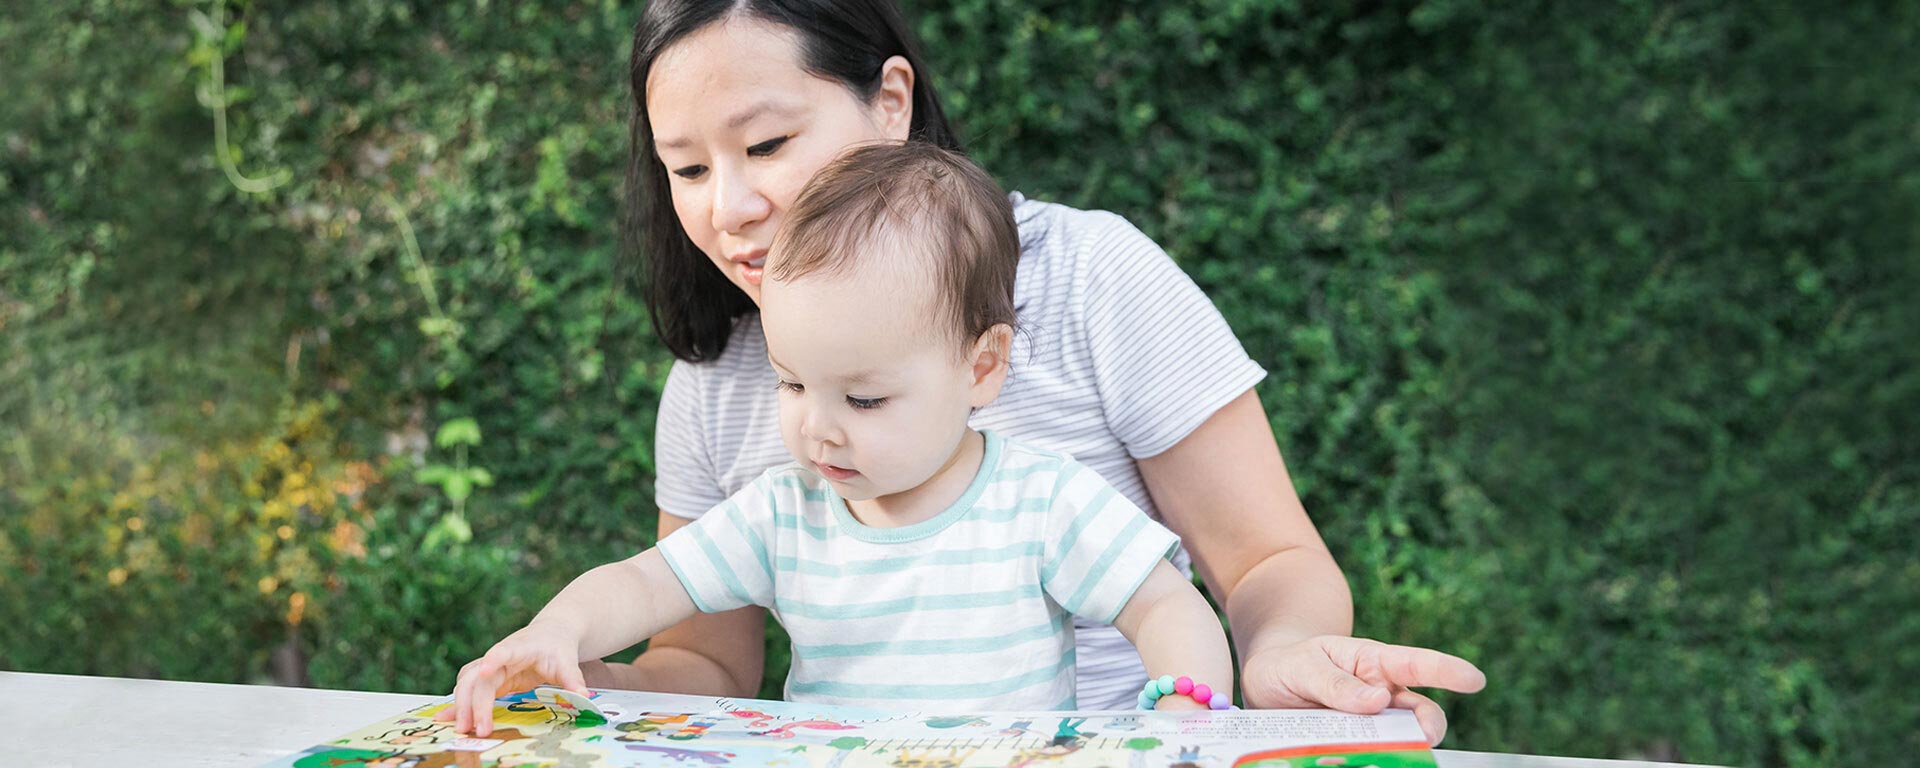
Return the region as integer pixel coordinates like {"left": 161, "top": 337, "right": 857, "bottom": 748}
{"left": 529, "top": 548, "right": 697, "bottom": 660}
{"left": 445, "top": 548, "right": 697, "bottom": 735}
{"left": 1113, "top": 560, "right": 1236, "bottom": 710}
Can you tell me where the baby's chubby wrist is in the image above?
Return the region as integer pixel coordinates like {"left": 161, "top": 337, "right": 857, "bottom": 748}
{"left": 522, "top": 615, "right": 591, "bottom": 647}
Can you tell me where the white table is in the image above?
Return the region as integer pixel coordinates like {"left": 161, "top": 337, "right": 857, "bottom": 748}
{"left": 0, "top": 672, "right": 1716, "bottom": 768}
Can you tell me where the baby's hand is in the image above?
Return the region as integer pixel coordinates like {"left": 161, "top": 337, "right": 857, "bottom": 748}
{"left": 437, "top": 620, "right": 591, "bottom": 736}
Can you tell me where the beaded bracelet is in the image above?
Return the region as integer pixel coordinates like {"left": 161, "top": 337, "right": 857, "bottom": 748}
{"left": 1137, "top": 675, "right": 1236, "bottom": 710}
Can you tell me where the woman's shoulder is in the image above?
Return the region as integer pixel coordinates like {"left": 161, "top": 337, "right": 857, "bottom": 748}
{"left": 1012, "top": 192, "right": 1159, "bottom": 259}
{"left": 663, "top": 314, "right": 776, "bottom": 416}
{"left": 1011, "top": 192, "right": 1178, "bottom": 292}
{"left": 1010, "top": 191, "right": 1193, "bottom": 314}
{"left": 668, "top": 314, "right": 771, "bottom": 379}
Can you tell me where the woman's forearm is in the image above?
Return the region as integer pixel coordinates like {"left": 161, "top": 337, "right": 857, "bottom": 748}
{"left": 1223, "top": 544, "right": 1353, "bottom": 659}
{"left": 581, "top": 648, "right": 746, "bottom": 694}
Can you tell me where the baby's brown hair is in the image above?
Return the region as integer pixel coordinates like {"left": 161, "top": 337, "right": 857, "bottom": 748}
{"left": 769, "top": 141, "right": 1019, "bottom": 353}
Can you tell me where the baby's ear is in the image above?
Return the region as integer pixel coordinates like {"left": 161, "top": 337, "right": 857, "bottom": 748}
{"left": 967, "top": 324, "right": 1014, "bottom": 407}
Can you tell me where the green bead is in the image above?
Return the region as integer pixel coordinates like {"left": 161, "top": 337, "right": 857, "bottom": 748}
{"left": 1156, "top": 675, "right": 1177, "bottom": 695}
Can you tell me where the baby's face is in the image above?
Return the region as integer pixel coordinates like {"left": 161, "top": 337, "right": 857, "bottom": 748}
{"left": 760, "top": 261, "right": 987, "bottom": 501}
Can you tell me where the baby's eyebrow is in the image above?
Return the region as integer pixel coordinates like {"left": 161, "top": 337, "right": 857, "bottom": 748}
{"left": 767, "top": 352, "right": 890, "bottom": 386}
{"left": 840, "top": 368, "right": 887, "bottom": 386}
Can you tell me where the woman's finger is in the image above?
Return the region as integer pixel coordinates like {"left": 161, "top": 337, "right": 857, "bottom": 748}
{"left": 1298, "top": 653, "right": 1392, "bottom": 713}
{"left": 1390, "top": 687, "right": 1448, "bottom": 746}
{"left": 1369, "top": 643, "right": 1487, "bottom": 695}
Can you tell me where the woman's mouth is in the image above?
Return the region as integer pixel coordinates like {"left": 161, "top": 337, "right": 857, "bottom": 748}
{"left": 733, "top": 251, "right": 768, "bottom": 286}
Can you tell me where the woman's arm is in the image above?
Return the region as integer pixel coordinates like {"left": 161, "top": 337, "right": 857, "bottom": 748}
{"left": 1138, "top": 388, "right": 1485, "bottom": 743}
{"left": 581, "top": 510, "right": 768, "bottom": 696}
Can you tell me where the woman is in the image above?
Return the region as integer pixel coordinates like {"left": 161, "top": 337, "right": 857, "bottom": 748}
{"left": 581, "top": 0, "right": 1483, "bottom": 743}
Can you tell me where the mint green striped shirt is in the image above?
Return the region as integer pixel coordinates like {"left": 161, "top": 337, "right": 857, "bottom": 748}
{"left": 656, "top": 430, "right": 1180, "bottom": 711}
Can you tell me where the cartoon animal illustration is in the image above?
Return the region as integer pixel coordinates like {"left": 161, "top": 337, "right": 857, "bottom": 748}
{"left": 1005, "top": 742, "right": 1081, "bottom": 768}
{"left": 618, "top": 712, "right": 695, "bottom": 742}
{"left": 625, "top": 744, "right": 740, "bottom": 764}
{"left": 751, "top": 719, "right": 861, "bottom": 739}
{"left": 892, "top": 747, "right": 979, "bottom": 768}
{"left": 726, "top": 709, "right": 777, "bottom": 728}
{"left": 1102, "top": 716, "right": 1144, "bottom": 732}
{"left": 998, "top": 719, "right": 1035, "bottom": 737}
{"left": 373, "top": 722, "right": 453, "bottom": 746}
{"left": 667, "top": 719, "right": 721, "bottom": 741}
{"left": 1050, "top": 718, "right": 1095, "bottom": 748}
{"left": 1170, "top": 745, "right": 1208, "bottom": 768}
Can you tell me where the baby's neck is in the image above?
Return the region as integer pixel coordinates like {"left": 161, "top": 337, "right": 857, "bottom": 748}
{"left": 845, "top": 430, "right": 986, "bottom": 528}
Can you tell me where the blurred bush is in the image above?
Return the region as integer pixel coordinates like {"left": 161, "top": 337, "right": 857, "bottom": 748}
{"left": 1, "top": 1, "right": 1914, "bottom": 766}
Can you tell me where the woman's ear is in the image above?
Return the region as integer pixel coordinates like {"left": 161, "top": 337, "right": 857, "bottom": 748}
{"left": 873, "top": 55, "right": 915, "bottom": 142}
{"left": 967, "top": 324, "right": 1014, "bottom": 408}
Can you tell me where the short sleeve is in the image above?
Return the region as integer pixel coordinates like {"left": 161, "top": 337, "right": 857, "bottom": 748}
{"left": 1080, "top": 215, "right": 1267, "bottom": 459}
{"left": 1039, "top": 461, "right": 1181, "bottom": 625}
{"left": 654, "top": 361, "right": 725, "bottom": 519}
{"left": 655, "top": 474, "right": 779, "bottom": 613}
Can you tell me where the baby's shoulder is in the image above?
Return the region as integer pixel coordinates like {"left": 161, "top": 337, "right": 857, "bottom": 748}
{"left": 988, "top": 437, "right": 1096, "bottom": 497}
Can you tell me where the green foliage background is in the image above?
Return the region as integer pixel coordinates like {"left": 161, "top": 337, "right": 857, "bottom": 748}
{"left": 3, "top": 1, "right": 1915, "bottom": 765}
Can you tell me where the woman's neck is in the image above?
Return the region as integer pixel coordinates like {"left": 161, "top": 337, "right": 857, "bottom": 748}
{"left": 845, "top": 429, "right": 986, "bottom": 528}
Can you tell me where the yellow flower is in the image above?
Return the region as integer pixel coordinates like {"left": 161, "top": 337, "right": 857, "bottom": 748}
{"left": 108, "top": 568, "right": 128, "bottom": 586}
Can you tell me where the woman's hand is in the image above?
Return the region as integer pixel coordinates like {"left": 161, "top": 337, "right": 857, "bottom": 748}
{"left": 1239, "top": 635, "right": 1486, "bottom": 746}
{"left": 436, "top": 620, "right": 593, "bottom": 737}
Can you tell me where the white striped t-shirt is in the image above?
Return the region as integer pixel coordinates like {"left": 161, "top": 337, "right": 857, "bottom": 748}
{"left": 655, "top": 431, "right": 1181, "bottom": 711}
{"left": 654, "top": 192, "right": 1267, "bottom": 709}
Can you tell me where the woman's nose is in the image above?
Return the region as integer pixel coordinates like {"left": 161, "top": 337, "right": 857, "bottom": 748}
{"left": 710, "top": 166, "right": 770, "bottom": 235}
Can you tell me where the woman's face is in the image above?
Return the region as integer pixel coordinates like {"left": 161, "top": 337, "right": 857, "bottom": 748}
{"left": 646, "top": 17, "right": 914, "bottom": 305}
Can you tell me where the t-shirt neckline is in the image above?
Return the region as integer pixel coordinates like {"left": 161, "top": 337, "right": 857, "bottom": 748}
{"left": 828, "top": 430, "right": 1004, "bottom": 544}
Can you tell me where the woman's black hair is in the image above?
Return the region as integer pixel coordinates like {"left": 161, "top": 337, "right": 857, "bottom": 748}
{"left": 624, "top": 0, "right": 964, "bottom": 362}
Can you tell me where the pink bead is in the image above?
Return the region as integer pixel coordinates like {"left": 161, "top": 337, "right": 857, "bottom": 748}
{"left": 1174, "top": 676, "right": 1193, "bottom": 695}
{"left": 1191, "top": 684, "right": 1212, "bottom": 703}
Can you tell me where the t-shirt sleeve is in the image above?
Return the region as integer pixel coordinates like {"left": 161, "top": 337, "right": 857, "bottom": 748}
{"left": 654, "top": 473, "right": 779, "bottom": 613}
{"left": 654, "top": 360, "right": 726, "bottom": 519}
{"left": 1040, "top": 460, "right": 1182, "bottom": 625}
{"left": 1079, "top": 213, "right": 1267, "bottom": 459}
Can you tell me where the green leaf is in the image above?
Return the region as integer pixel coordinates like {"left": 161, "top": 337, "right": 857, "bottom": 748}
{"left": 434, "top": 417, "right": 481, "bottom": 448}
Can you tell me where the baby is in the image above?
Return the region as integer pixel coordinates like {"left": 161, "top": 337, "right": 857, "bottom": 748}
{"left": 447, "top": 142, "right": 1232, "bottom": 736}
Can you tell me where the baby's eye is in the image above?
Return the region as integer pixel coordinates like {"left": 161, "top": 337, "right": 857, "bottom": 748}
{"left": 671, "top": 164, "right": 708, "bottom": 180}
{"left": 846, "top": 396, "right": 886, "bottom": 410}
{"left": 776, "top": 381, "right": 804, "bottom": 395}
{"left": 747, "top": 136, "right": 789, "bottom": 157}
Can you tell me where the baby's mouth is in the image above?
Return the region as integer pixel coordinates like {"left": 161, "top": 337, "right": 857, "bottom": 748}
{"left": 813, "top": 461, "right": 859, "bottom": 481}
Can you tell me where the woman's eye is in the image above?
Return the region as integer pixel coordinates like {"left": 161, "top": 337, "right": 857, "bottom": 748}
{"left": 672, "top": 164, "right": 707, "bottom": 180}
{"left": 846, "top": 396, "right": 886, "bottom": 410}
{"left": 747, "top": 136, "right": 789, "bottom": 157}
